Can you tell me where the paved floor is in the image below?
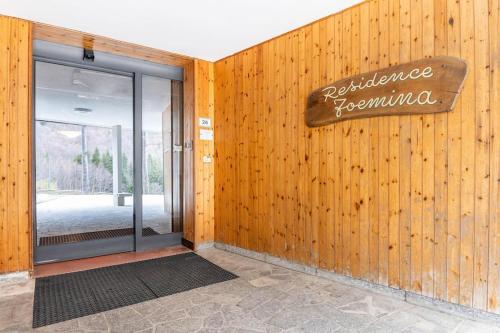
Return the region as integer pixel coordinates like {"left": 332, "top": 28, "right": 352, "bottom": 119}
{"left": 1, "top": 248, "right": 499, "bottom": 333}
{"left": 36, "top": 194, "right": 173, "bottom": 243}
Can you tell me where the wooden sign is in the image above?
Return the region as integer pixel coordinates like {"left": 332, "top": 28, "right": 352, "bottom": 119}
{"left": 306, "top": 56, "right": 468, "bottom": 127}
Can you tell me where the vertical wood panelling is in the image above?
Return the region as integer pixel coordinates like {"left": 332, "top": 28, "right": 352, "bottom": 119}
{"left": 472, "top": 0, "right": 490, "bottom": 311}
{"left": 341, "top": 9, "right": 352, "bottom": 275}
{"left": 267, "top": 40, "right": 277, "bottom": 255}
{"left": 318, "top": 20, "right": 328, "bottom": 269}
{"left": 214, "top": 61, "right": 224, "bottom": 244}
{"left": 276, "top": 39, "right": 287, "bottom": 257}
{"left": 433, "top": 0, "right": 448, "bottom": 301}
{"left": 310, "top": 23, "right": 321, "bottom": 266}
{"left": 324, "top": 19, "right": 336, "bottom": 271}
{"left": 333, "top": 17, "right": 344, "bottom": 273}
{"left": 213, "top": 0, "right": 500, "bottom": 314}
{"left": 459, "top": 0, "right": 475, "bottom": 307}
{"left": 285, "top": 34, "right": 297, "bottom": 259}
{"left": 358, "top": 2, "right": 371, "bottom": 280}
{"left": 193, "top": 60, "right": 215, "bottom": 247}
{"left": 270, "top": 40, "right": 279, "bottom": 256}
{"left": 0, "top": 16, "right": 32, "bottom": 273}
{"left": 296, "top": 27, "right": 308, "bottom": 264}
{"left": 422, "top": 0, "right": 436, "bottom": 298}
{"left": 488, "top": 0, "right": 500, "bottom": 314}
{"left": 388, "top": 0, "right": 401, "bottom": 288}
{"left": 410, "top": 0, "right": 424, "bottom": 294}
{"left": 350, "top": 7, "right": 361, "bottom": 278}
{"left": 368, "top": 0, "right": 380, "bottom": 283}
{"left": 0, "top": 17, "right": 8, "bottom": 272}
{"left": 378, "top": 0, "right": 390, "bottom": 286}
{"left": 304, "top": 26, "right": 314, "bottom": 266}
{"left": 248, "top": 47, "right": 258, "bottom": 252}
{"left": 290, "top": 32, "right": 300, "bottom": 260}
{"left": 259, "top": 43, "right": 269, "bottom": 254}
{"left": 446, "top": 0, "right": 462, "bottom": 305}
{"left": 399, "top": 0, "right": 413, "bottom": 292}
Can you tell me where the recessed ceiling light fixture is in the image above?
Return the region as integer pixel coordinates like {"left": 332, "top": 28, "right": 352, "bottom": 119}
{"left": 77, "top": 94, "right": 99, "bottom": 100}
{"left": 73, "top": 107, "right": 93, "bottom": 113}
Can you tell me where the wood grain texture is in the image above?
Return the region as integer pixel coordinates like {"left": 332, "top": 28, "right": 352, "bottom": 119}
{"left": 446, "top": 0, "right": 462, "bottom": 305}
{"left": 488, "top": 0, "right": 500, "bottom": 314}
{"left": 388, "top": 0, "right": 401, "bottom": 289}
{"left": 459, "top": 0, "right": 475, "bottom": 308}
{"left": 433, "top": 0, "right": 447, "bottom": 301}
{"left": 0, "top": 16, "right": 32, "bottom": 273}
{"left": 368, "top": 0, "right": 380, "bottom": 283}
{"left": 193, "top": 60, "right": 215, "bottom": 247}
{"left": 399, "top": 0, "right": 412, "bottom": 293}
{"left": 213, "top": 0, "right": 500, "bottom": 314}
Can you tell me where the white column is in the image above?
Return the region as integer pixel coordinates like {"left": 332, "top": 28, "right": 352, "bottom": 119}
{"left": 112, "top": 125, "right": 123, "bottom": 206}
{"left": 81, "top": 125, "right": 90, "bottom": 193}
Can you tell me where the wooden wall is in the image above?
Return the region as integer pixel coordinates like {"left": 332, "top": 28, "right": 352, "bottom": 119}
{"left": 214, "top": 0, "right": 500, "bottom": 314}
{"left": 193, "top": 60, "right": 215, "bottom": 247}
{"left": 181, "top": 59, "right": 215, "bottom": 248}
{"left": 0, "top": 16, "right": 33, "bottom": 273}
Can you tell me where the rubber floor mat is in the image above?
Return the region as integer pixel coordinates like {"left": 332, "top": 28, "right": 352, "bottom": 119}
{"left": 32, "top": 252, "right": 238, "bottom": 328}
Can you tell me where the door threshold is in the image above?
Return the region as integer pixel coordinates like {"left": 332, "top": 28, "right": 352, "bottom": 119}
{"left": 33, "top": 245, "right": 192, "bottom": 278}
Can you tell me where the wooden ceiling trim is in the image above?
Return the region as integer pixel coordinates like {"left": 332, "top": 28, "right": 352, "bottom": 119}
{"left": 33, "top": 22, "right": 193, "bottom": 68}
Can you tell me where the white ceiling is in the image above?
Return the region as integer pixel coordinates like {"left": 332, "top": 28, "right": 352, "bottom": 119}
{"left": 0, "top": 0, "right": 361, "bottom": 61}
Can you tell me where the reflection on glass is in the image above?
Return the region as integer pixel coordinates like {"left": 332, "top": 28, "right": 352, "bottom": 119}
{"left": 141, "top": 75, "right": 182, "bottom": 235}
{"left": 35, "top": 61, "right": 134, "bottom": 246}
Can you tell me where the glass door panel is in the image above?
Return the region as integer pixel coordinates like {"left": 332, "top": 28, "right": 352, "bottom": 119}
{"left": 141, "top": 75, "right": 182, "bottom": 236}
{"left": 35, "top": 61, "right": 134, "bottom": 262}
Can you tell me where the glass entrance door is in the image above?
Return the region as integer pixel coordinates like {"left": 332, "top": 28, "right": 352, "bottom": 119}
{"left": 34, "top": 54, "right": 184, "bottom": 263}
{"left": 35, "top": 61, "right": 136, "bottom": 262}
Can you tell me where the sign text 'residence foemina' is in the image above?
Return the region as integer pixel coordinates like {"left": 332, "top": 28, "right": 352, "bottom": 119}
{"left": 306, "top": 56, "right": 468, "bottom": 127}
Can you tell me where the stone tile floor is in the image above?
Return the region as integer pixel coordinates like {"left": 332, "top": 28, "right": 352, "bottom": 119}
{"left": 1, "top": 248, "right": 499, "bottom": 333}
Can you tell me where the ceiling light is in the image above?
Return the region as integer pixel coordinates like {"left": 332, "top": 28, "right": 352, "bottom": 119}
{"left": 74, "top": 107, "right": 93, "bottom": 113}
{"left": 77, "top": 94, "right": 99, "bottom": 100}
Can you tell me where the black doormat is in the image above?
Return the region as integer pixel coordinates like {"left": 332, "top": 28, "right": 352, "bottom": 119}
{"left": 39, "top": 227, "right": 159, "bottom": 246}
{"left": 33, "top": 252, "right": 238, "bottom": 328}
